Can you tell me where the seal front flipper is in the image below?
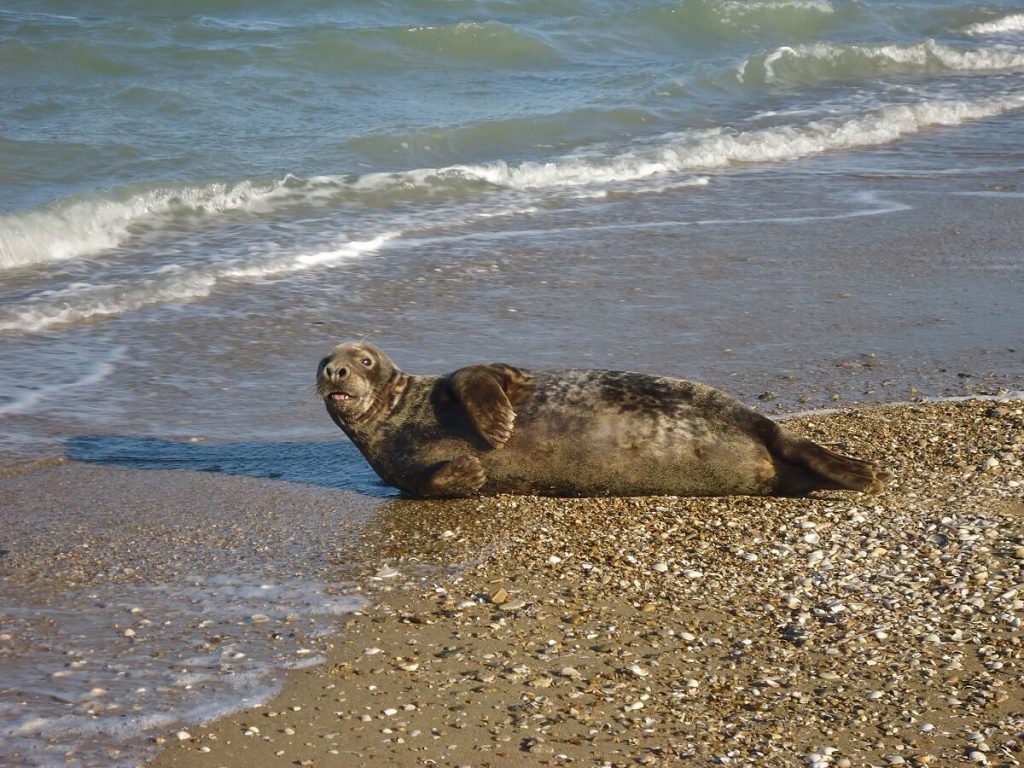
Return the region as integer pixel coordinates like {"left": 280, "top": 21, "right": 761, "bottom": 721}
{"left": 419, "top": 455, "right": 486, "bottom": 498}
{"left": 447, "top": 365, "right": 521, "bottom": 449}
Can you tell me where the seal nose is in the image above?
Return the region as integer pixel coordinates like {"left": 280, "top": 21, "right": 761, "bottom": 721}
{"left": 325, "top": 364, "right": 348, "bottom": 381}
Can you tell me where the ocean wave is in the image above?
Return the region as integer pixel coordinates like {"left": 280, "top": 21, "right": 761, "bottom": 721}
{"left": 964, "top": 12, "right": 1024, "bottom": 36}
{"left": 448, "top": 94, "right": 1024, "bottom": 186}
{"left": 0, "top": 178, "right": 360, "bottom": 272}
{"left": 0, "top": 231, "right": 400, "bottom": 333}
{"left": 0, "top": 271, "right": 218, "bottom": 333}
{"left": 5, "top": 89, "right": 1024, "bottom": 279}
{"left": 742, "top": 39, "right": 1024, "bottom": 84}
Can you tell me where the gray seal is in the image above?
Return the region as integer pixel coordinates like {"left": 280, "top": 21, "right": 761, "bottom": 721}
{"left": 316, "top": 342, "right": 890, "bottom": 499}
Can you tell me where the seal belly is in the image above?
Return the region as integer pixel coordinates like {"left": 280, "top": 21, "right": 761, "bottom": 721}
{"left": 480, "top": 394, "right": 777, "bottom": 497}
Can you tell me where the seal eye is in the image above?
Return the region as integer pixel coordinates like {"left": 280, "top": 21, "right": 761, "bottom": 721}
{"left": 361, "top": 357, "right": 373, "bottom": 367}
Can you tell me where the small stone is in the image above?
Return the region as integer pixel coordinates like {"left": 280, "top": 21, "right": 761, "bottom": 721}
{"left": 383, "top": 708, "right": 398, "bottom": 716}
{"left": 397, "top": 661, "right": 420, "bottom": 672}
{"left": 980, "top": 457, "right": 1000, "bottom": 472}
{"left": 176, "top": 730, "right": 192, "bottom": 741}
{"left": 628, "top": 664, "right": 650, "bottom": 678}
{"left": 558, "top": 666, "right": 581, "bottom": 678}
{"left": 683, "top": 570, "right": 703, "bottom": 579}
{"left": 283, "top": 727, "right": 296, "bottom": 735}
{"left": 500, "top": 599, "right": 526, "bottom": 611}
{"left": 243, "top": 726, "right": 259, "bottom": 736}
{"left": 547, "top": 555, "right": 562, "bottom": 565}
{"left": 363, "top": 647, "right": 382, "bottom": 656}
{"left": 652, "top": 562, "right": 669, "bottom": 573}
{"left": 123, "top": 628, "right": 136, "bottom": 638}
{"left": 249, "top": 614, "right": 270, "bottom": 624}
{"left": 440, "top": 530, "right": 456, "bottom": 539}
{"left": 489, "top": 587, "right": 509, "bottom": 605}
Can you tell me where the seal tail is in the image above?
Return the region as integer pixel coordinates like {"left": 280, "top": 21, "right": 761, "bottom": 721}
{"left": 769, "top": 428, "right": 891, "bottom": 496}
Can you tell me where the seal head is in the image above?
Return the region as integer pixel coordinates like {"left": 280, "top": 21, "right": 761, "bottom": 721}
{"left": 316, "top": 342, "right": 403, "bottom": 431}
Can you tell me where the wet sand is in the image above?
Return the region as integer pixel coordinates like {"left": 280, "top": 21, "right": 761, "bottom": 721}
{"left": 147, "top": 399, "right": 1024, "bottom": 768}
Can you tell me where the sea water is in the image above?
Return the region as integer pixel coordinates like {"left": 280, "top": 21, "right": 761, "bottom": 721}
{"left": 1, "top": 0, "right": 1023, "bottom": 765}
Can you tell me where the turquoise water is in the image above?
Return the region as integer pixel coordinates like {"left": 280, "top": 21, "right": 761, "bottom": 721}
{"left": 1, "top": 2, "right": 1024, "bottom": 765}
{"left": 2, "top": 0, "right": 1024, "bottom": 273}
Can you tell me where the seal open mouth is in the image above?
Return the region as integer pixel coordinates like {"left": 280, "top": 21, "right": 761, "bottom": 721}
{"left": 329, "top": 391, "right": 353, "bottom": 402}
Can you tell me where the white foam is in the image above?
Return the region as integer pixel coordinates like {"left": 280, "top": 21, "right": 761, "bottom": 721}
{"left": 0, "top": 345, "right": 125, "bottom": 415}
{"left": 964, "top": 13, "right": 1024, "bottom": 36}
{"left": 223, "top": 232, "right": 397, "bottom": 279}
{"left": 0, "top": 271, "right": 217, "bottom": 333}
{"left": 392, "top": 95, "right": 1024, "bottom": 192}
{"left": 0, "top": 178, "right": 330, "bottom": 273}
{"left": 748, "top": 39, "right": 1024, "bottom": 83}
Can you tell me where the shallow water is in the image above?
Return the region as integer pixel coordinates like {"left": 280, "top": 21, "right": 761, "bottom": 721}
{"left": 1, "top": 0, "right": 1023, "bottom": 764}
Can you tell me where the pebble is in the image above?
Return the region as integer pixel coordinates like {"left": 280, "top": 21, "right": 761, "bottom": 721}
{"left": 132, "top": 401, "right": 1024, "bottom": 768}
{"left": 175, "top": 730, "right": 191, "bottom": 741}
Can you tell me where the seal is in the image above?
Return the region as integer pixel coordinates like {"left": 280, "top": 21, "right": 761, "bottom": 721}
{"left": 316, "top": 342, "right": 890, "bottom": 499}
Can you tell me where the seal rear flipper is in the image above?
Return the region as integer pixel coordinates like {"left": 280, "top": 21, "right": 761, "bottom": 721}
{"left": 416, "top": 455, "right": 486, "bottom": 499}
{"left": 447, "top": 365, "right": 520, "bottom": 448}
{"left": 774, "top": 436, "right": 891, "bottom": 495}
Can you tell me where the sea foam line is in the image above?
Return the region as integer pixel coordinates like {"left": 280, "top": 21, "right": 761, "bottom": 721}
{"left": 744, "top": 39, "right": 1024, "bottom": 83}
{"left": 0, "top": 345, "right": 126, "bottom": 416}
{"left": 455, "top": 94, "right": 1024, "bottom": 187}
{"left": 0, "top": 233, "right": 396, "bottom": 334}
{"left": 964, "top": 12, "right": 1024, "bottom": 36}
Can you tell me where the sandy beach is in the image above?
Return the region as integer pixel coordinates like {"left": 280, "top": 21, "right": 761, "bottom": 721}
{"left": 144, "top": 399, "right": 1024, "bottom": 768}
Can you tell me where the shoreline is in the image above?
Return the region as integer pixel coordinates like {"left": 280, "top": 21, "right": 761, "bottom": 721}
{"left": 147, "top": 399, "right": 1024, "bottom": 768}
